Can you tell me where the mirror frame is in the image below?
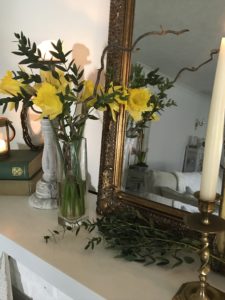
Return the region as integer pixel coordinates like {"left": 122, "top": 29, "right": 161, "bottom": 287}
{"left": 97, "top": 0, "right": 224, "bottom": 229}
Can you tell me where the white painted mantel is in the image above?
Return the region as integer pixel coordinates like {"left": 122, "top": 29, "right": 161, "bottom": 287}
{"left": 0, "top": 193, "right": 225, "bottom": 300}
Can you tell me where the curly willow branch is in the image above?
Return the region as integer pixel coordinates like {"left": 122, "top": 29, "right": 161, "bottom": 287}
{"left": 172, "top": 48, "right": 219, "bottom": 84}
{"left": 94, "top": 27, "right": 189, "bottom": 93}
{"left": 93, "top": 27, "right": 218, "bottom": 93}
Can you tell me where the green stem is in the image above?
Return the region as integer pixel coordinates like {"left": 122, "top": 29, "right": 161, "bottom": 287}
{"left": 49, "top": 119, "right": 66, "bottom": 175}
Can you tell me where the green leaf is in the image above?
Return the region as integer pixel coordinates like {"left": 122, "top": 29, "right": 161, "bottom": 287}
{"left": 52, "top": 70, "right": 60, "bottom": 80}
{"left": 144, "top": 256, "right": 156, "bottom": 265}
{"left": 55, "top": 64, "right": 67, "bottom": 72}
{"left": 14, "top": 33, "right": 20, "bottom": 39}
{"left": 19, "top": 58, "right": 31, "bottom": 64}
{"left": 190, "top": 240, "right": 201, "bottom": 247}
{"left": 32, "top": 42, "right": 37, "bottom": 53}
{"left": 2, "top": 103, "right": 8, "bottom": 113}
{"left": 75, "top": 85, "right": 84, "bottom": 93}
{"left": 77, "top": 69, "right": 84, "bottom": 80}
{"left": 12, "top": 51, "right": 24, "bottom": 56}
{"left": 76, "top": 226, "right": 80, "bottom": 236}
{"left": 49, "top": 51, "right": 61, "bottom": 60}
{"left": 124, "top": 254, "right": 136, "bottom": 261}
{"left": 172, "top": 255, "right": 183, "bottom": 268}
{"left": 88, "top": 115, "right": 99, "bottom": 120}
{"left": 156, "top": 257, "right": 170, "bottom": 266}
{"left": 183, "top": 256, "right": 195, "bottom": 264}
{"left": 27, "top": 63, "right": 42, "bottom": 69}
{"left": 64, "top": 50, "right": 72, "bottom": 57}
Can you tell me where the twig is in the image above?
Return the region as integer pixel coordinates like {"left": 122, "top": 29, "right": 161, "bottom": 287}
{"left": 172, "top": 48, "right": 219, "bottom": 83}
{"left": 94, "top": 27, "right": 189, "bottom": 95}
{"left": 93, "top": 27, "right": 219, "bottom": 97}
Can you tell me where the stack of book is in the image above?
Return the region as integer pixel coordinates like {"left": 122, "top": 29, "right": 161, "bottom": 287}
{"left": 0, "top": 149, "right": 43, "bottom": 196}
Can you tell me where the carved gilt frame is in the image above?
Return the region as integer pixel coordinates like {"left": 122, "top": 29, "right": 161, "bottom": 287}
{"left": 97, "top": 0, "right": 186, "bottom": 225}
{"left": 97, "top": 0, "right": 224, "bottom": 228}
{"left": 97, "top": 0, "right": 135, "bottom": 213}
{"left": 96, "top": 0, "right": 225, "bottom": 275}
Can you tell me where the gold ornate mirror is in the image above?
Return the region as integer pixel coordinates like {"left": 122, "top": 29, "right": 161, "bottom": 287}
{"left": 97, "top": 0, "right": 225, "bottom": 230}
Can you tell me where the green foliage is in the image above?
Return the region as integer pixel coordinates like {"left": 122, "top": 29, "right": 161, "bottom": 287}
{"left": 81, "top": 209, "right": 200, "bottom": 267}
{"left": 1, "top": 32, "right": 85, "bottom": 140}
{"left": 44, "top": 208, "right": 225, "bottom": 268}
{"left": 43, "top": 209, "right": 202, "bottom": 268}
{"left": 129, "top": 64, "right": 177, "bottom": 123}
{"left": 126, "top": 64, "right": 177, "bottom": 165}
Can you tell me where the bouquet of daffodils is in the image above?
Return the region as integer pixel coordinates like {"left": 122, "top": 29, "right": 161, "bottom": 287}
{"left": 0, "top": 32, "right": 176, "bottom": 142}
{"left": 0, "top": 32, "right": 176, "bottom": 219}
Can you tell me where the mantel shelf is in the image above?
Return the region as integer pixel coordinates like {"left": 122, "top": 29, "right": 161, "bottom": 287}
{"left": 0, "top": 193, "right": 224, "bottom": 300}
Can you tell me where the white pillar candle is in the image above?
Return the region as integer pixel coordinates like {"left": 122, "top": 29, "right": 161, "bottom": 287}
{"left": 200, "top": 38, "right": 225, "bottom": 202}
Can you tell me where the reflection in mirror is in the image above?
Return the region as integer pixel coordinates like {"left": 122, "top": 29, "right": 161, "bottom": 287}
{"left": 121, "top": 0, "right": 225, "bottom": 214}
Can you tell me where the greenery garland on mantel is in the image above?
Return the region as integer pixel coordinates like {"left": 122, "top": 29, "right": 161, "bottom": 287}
{"left": 44, "top": 209, "right": 225, "bottom": 268}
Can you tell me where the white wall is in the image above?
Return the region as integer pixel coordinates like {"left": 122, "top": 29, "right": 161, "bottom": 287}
{"left": 148, "top": 82, "right": 210, "bottom": 171}
{"left": 126, "top": 62, "right": 211, "bottom": 172}
{"left": 0, "top": 0, "right": 110, "bottom": 190}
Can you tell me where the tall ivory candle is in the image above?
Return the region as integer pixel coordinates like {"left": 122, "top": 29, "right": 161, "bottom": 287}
{"left": 200, "top": 38, "right": 225, "bottom": 202}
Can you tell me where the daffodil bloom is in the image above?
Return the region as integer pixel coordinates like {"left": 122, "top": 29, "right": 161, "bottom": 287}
{"left": 8, "top": 102, "right": 16, "bottom": 111}
{"left": 106, "top": 83, "right": 128, "bottom": 121}
{"left": 0, "top": 71, "right": 23, "bottom": 96}
{"left": 151, "top": 112, "right": 160, "bottom": 121}
{"left": 79, "top": 80, "right": 95, "bottom": 105}
{"left": 108, "top": 102, "right": 120, "bottom": 121}
{"left": 40, "top": 70, "right": 68, "bottom": 94}
{"left": 148, "top": 103, "right": 160, "bottom": 121}
{"left": 33, "top": 82, "right": 63, "bottom": 120}
{"left": 126, "top": 88, "right": 151, "bottom": 121}
{"left": 108, "top": 82, "right": 128, "bottom": 103}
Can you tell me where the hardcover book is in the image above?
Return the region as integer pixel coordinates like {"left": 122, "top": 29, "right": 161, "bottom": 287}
{"left": 0, "top": 170, "right": 42, "bottom": 195}
{"left": 0, "top": 149, "right": 42, "bottom": 180}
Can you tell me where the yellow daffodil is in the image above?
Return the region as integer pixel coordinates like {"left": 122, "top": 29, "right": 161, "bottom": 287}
{"left": 108, "top": 102, "right": 120, "bottom": 121}
{"left": 80, "top": 80, "right": 96, "bottom": 105}
{"left": 0, "top": 71, "right": 23, "bottom": 96}
{"left": 126, "top": 88, "right": 151, "bottom": 121}
{"left": 107, "top": 82, "right": 128, "bottom": 105}
{"left": 80, "top": 80, "right": 105, "bottom": 109}
{"left": 40, "top": 70, "right": 68, "bottom": 94}
{"left": 148, "top": 103, "right": 160, "bottom": 121}
{"left": 32, "top": 82, "right": 63, "bottom": 120}
{"left": 8, "top": 102, "right": 16, "bottom": 111}
{"left": 106, "top": 83, "right": 128, "bottom": 121}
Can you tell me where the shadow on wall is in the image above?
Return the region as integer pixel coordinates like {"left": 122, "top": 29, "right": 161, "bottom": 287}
{"left": 72, "top": 43, "right": 105, "bottom": 192}
{"left": 72, "top": 43, "right": 105, "bottom": 85}
{"left": 72, "top": 43, "right": 91, "bottom": 67}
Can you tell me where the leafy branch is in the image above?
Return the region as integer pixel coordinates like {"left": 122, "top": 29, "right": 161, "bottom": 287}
{"left": 94, "top": 26, "right": 218, "bottom": 96}
{"left": 44, "top": 209, "right": 225, "bottom": 268}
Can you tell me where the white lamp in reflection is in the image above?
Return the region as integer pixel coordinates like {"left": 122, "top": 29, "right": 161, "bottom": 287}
{"left": 29, "top": 40, "right": 58, "bottom": 209}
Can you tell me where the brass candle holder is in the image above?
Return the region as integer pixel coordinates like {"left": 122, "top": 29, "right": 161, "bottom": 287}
{"left": 173, "top": 192, "right": 225, "bottom": 300}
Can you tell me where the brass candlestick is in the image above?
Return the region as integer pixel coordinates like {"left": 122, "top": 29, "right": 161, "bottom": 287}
{"left": 173, "top": 192, "right": 225, "bottom": 300}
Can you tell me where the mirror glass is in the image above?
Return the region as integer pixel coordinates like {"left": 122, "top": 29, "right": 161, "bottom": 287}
{"left": 121, "top": 0, "right": 225, "bottom": 214}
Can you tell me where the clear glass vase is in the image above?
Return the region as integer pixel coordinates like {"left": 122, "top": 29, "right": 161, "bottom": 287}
{"left": 58, "top": 137, "right": 87, "bottom": 225}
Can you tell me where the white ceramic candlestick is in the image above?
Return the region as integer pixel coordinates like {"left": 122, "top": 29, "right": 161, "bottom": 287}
{"left": 29, "top": 118, "right": 58, "bottom": 209}
{"left": 200, "top": 38, "right": 225, "bottom": 202}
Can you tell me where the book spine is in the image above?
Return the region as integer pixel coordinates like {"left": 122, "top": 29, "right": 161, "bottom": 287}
{"left": 0, "top": 163, "right": 32, "bottom": 180}
{"left": 0, "top": 171, "right": 42, "bottom": 195}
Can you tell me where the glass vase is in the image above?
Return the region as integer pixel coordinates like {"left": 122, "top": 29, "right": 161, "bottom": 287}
{"left": 58, "top": 137, "right": 87, "bottom": 225}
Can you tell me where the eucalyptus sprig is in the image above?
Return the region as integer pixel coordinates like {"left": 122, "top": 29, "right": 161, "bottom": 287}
{"left": 44, "top": 209, "right": 225, "bottom": 268}
{"left": 81, "top": 209, "right": 199, "bottom": 267}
